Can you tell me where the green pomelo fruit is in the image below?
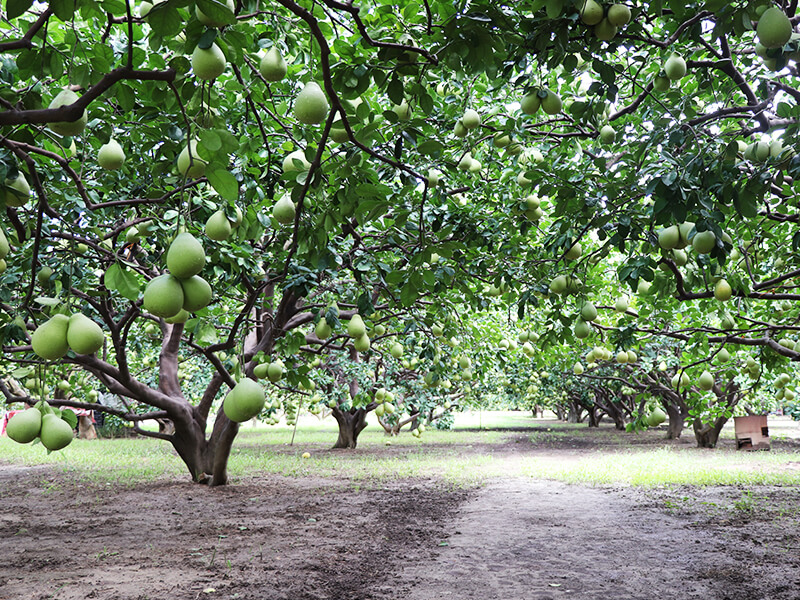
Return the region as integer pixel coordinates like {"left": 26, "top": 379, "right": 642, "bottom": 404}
{"left": 223, "top": 379, "right": 266, "bottom": 423}
{"left": 658, "top": 225, "right": 680, "bottom": 250}
{"left": 40, "top": 413, "right": 74, "bottom": 451}
{"left": 714, "top": 278, "right": 732, "bottom": 302}
{"left": 181, "top": 275, "right": 212, "bottom": 311}
{"left": 698, "top": 370, "right": 714, "bottom": 391}
{"left": 692, "top": 230, "right": 716, "bottom": 254}
{"left": 373, "top": 324, "right": 386, "bottom": 336}
{"left": 676, "top": 221, "right": 695, "bottom": 249}
{"left": 347, "top": 314, "right": 366, "bottom": 338}
{"left": 354, "top": 334, "right": 370, "bottom": 352}
{"left": 599, "top": 124, "right": 616, "bottom": 144}
{"left": 195, "top": 0, "right": 234, "bottom": 27}
{"left": 392, "top": 100, "right": 412, "bottom": 121}
{"left": 191, "top": 43, "right": 227, "bottom": 80}
{"left": 616, "top": 351, "right": 629, "bottom": 364}
{"left": 580, "top": 302, "right": 598, "bottom": 322}
{"left": 253, "top": 363, "right": 269, "bottom": 379}
{"left": 143, "top": 274, "right": 185, "bottom": 318}
{"left": 165, "top": 309, "right": 191, "bottom": 324}
{"left": 32, "top": 314, "right": 70, "bottom": 360}
{"left": 549, "top": 275, "right": 567, "bottom": 294}
{"left": 177, "top": 140, "right": 207, "bottom": 178}
{"left": 718, "top": 348, "right": 731, "bottom": 362}
{"left": 574, "top": 319, "right": 591, "bottom": 339}
{"left": 615, "top": 297, "right": 628, "bottom": 312}
{"left": 67, "top": 313, "right": 105, "bottom": 355}
{"left": 38, "top": 265, "right": 53, "bottom": 287}
{"left": 494, "top": 133, "right": 511, "bottom": 148}
{"left": 540, "top": 89, "right": 562, "bottom": 115}
{"left": 390, "top": 343, "right": 404, "bottom": 359}
{"left": 205, "top": 210, "right": 232, "bottom": 241}
{"left": 0, "top": 228, "right": 9, "bottom": 259}
{"left": 294, "top": 82, "right": 329, "bottom": 125}
{"left": 565, "top": 242, "right": 582, "bottom": 260}
{"left": 259, "top": 47, "right": 287, "bottom": 81}
{"left": 594, "top": 18, "right": 617, "bottom": 41}
{"left": 272, "top": 195, "right": 296, "bottom": 224}
{"left": 627, "top": 350, "right": 638, "bottom": 362}
{"left": 48, "top": 89, "right": 88, "bottom": 137}
{"left": 579, "top": 0, "right": 603, "bottom": 25}
{"left": 6, "top": 408, "right": 42, "bottom": 444}
{"left": 647, "top": 407, "right": 667, "bottom": 426}
{"left": 267, "top": 362, "right": 283, "bottom": 382}
{"left": 4, "top": 172, "right": 31, "bottom": 207}
{"left": 757, "top": 7, "right": 792, "bottom": 49}
{"left": 315, "top": 317, "right": 332, "bottom": 340}
{"left": 573, "top": 362, "right": 584, "bottom": 375}
{"left": 461, "top": 108, "right": 481, "bottom": 130}
{"left": 330, "top": 119, "right": 349, "bottom": 143}
{"left": 653, "top": 75, "right": 670, "bottom": 92}
{"left": 664, "top": 54, "right": 687, "bottom": 80}
{"left": 282, "top": 150, "right": 311, "bottom": 173}
{"left": 97, "top": 139, "right": 125, "bottom": 170}
{"left": 453, "top": 120, "right": 468, "bottom": 137}
{"left": 167, "top": 233, "right": 205, "bottom": 279}
{"left": 607, "top": 4, "right": 632, "bottom": 26}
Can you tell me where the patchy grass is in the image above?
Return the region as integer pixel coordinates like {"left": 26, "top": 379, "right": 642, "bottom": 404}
{"left": 1, "top": 412, "right": 799, "bottom": 488}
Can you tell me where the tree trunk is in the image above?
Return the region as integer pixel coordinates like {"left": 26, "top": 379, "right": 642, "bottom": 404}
{"left": 692, "top": 416, "right": 726, "bottom": 448}
{"left": 170, "top": 409, "right": 239, "bottom": 486}
{"left": 587, "top": 406, "right": 600, "bottom": 427}
{"left": 332, "top": 407, "right": 368, "bottom": 449}
{"left": 665, "top": 402, "right": 686, "bottom": 439}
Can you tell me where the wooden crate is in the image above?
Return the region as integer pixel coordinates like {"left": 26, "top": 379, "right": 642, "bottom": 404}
{"left": 733, "top": 415, "right": 770, "bottom": 451}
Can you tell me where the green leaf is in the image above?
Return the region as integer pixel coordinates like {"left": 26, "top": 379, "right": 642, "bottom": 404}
{"left": 207, "top": 169, "right": 239, "bottom": 201}
{"left": 148, "top": 6, "right": 183, "bottom": 37}
{"left": 50, "top": 0, "right": 75, "bottom": 21}
{"left": 195, "top": 321, "right": 219, "bottom": 345}
{"left": 197, "top": 29, "right": 219, "bottom": 50}
{"left": 34, "top": 297, "right": 61, "bottom": 307}
{"left": 105, "top": 263, "right": 142, "bottom": 301}
{"left": 387, "top": 77, "right": 404, "bottom": 106}
{"left": 60, "top": 410, "right": 78, "bottom": 429}
{"left": 6, "top": 0, "right": 34, "bottom": 19}
{"left": 195, "top": 0, "right": 236, "bottom": 26}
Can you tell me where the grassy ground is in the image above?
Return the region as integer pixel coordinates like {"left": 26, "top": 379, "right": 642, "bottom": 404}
{"left": 1, "top": 411, "right": 799, "bottom": 488}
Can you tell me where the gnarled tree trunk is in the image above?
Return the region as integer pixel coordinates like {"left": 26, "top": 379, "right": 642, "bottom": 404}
{"left": 693, "top": 417, "right": 726, "bottom": 448}
{"left": 332, "top": 407, "right": 368, "bottom": 449}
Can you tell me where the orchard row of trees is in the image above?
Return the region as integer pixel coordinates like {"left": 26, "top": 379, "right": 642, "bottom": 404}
{"left": 2, "top": 0, "right": 800, "bottom": 483}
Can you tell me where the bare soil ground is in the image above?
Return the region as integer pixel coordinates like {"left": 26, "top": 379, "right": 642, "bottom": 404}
{"left": 1, "top": 427, "right": 799, "bottom": 600}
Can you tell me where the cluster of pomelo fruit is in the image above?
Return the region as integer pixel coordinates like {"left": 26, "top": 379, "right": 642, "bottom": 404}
{"left": 142, "top": 233, "right": 212, "bottom": 322}
{"left": 31, "top": 312, "right": 105, "bottom": 360}
{"left": 5, "top": 401, "right": 75, "bottom": 452}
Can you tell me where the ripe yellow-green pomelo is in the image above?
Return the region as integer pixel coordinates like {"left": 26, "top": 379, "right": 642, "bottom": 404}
{"left": 181, "top": 275, "right": 213, "bottom": 311}
{"left": 6, "top": 408, "right": 42, "bottom": 444}
{"left": 390, "top": 343, "right": 404, "bottom": 359}
{"left": 599, "top": 124, "right": 616, "bottom": 144}
{"left": 664, "top": 54, "right": 687, "bottom": 81}
{"left": 48, "top": 89, "right": 88, "bottom": 137}
{"left": 272, "top": 195, "right": 296, "bottom": 225}
{"left": 259, "top": 47, "right": 287, "bottom": 81}
{"left": 458, "top": 152, "right": 473, "bottom": 171}
{"left": 282, "top": 150, "right": 311, "bottom": 173}
{"left": 550, "top": 275, "right": 568, "bottom": 294}
{"left": 3, "top": 172, "right": 31, "bottom": 207}
{"left": 143, "top": 274, "right": 185, "bottom": 318}
{"left": 223, "top": 378, "right": 265, "bottom": 422}
{"left": 195, "top": 0, "right": 234, "bottom": 27}
{"left": 580, "top": 302, "right": 598, "bottom": 322}
{"left": 32, "top": 314, "right": 70, "bottom": 360}
{"left": 294, "top": 81, "right": 329, "bottom": 125}
{"left": 540, "top": 89, "right": 562, "bottom": 115}
{"left": 595, "top": 18, "right": 617, "bottom": 41}
{"left": 205, "top": 210, "right": 232, "bottom": 241}
{"left": 315, "top": 317, "right": 332, "bottom": 340}
{"left": 692, "top": 230, "right": 716, "bottom": 254}
{"left": 167, "top": 233, "right": 206, "bottom": 279}
{"left": 97, "top": 139, "right": 125, "bottom": 170}
{"left": 38, "top": 266, "right": 53, "bottom": 287}
{"left": 714, "top": 278, "right": 732, "bottom": 302}
{"left": 698, "top": 370, "right": 714, "bottom": 391}
{"left": 565, "top": 242, "right": 582, "bottom": 260}
{"left": 253, "top": 363, "right": 269, "bottom": 379}
{"left": 267, "top": 361, "right": 283, "bottom": 382}
{"left": 453, "top": 120, "right": 468, "bottom": 137}
{"left": 0, "top": 228, "right": 9, "bottom": 259}
{"left": 757, "top": 7, "right": 792, "bottom": 49}
{"left": 647, "top": 407, "right": 667, "bottom": 426}
{"left": 616, "top": 350, "right": 628, "bottom": 364}
{"left": 615, "top": 297, "right": 628, "bottom": 312}
{"left": 165, "top": 309, "right": 191, "bottom": 324}
{"left": 658, "top": 225, "right": 680, "bottom": 250}
{"left": 573, "top": 362, "right": 585, "bottom": 375}
{"left": 0, "top": 259, "right": 6, "bottom": 273}
{"left": 461, "top": 108, "right": 481, "bottom": 130}
{"left": 574, "top": 319, "right": 591, "bottom": 339}
{"left": 330, "top": 119, "right": 349, "bottom": 143}
{"left": 607, "top": 4, "right": 632, "bottom": 26}
{"left": 67, "top": 313, "right": 105, "bottom": 355}
{"left": 40, "top": 413, "right": 74, "bottom": 451}
{"left": 177, "top": 139, "right": 207, "bottom": 178}
{"left": 347, "top": 314, "right": 366, "bottom": 338}
{"left": 494, "top": 133, "right": 511, "bottom": 148}
{"left": 579, "top": 0, "right": 603, "bottom": 25}
{"left": 354, "top": 334, "right": 370, "bottom": 352}
{"left": 718, "top": 347, "right": 731, "bottom": 362}
{"left": 192, "top": 43, "right": 227, "bottom": 80}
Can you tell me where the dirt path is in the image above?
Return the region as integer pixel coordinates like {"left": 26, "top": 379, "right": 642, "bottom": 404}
{"left": 390, "top": 478, "right": 800, "bottom": 600}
